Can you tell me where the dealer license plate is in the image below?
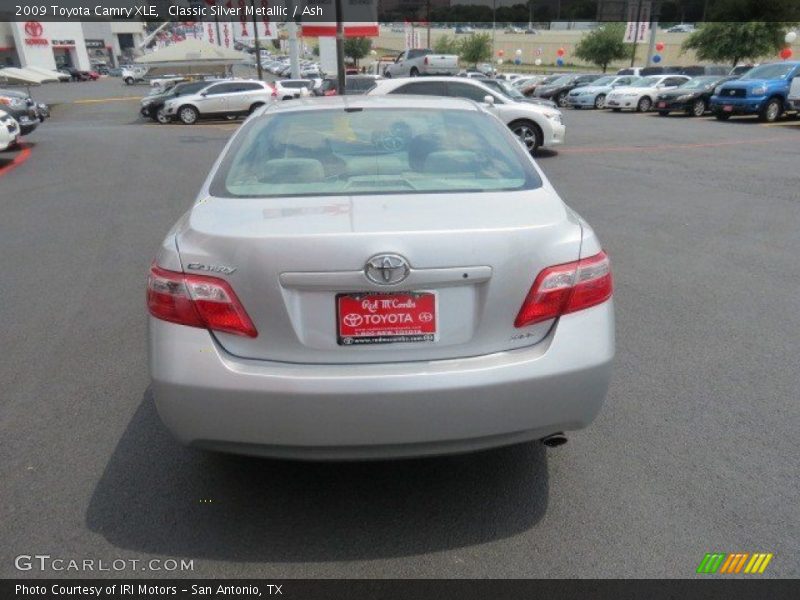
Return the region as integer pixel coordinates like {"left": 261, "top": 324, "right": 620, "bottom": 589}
{"left": 336, "top": 292, "right": 437, "bottom": 345}
{"left": 658, "top": 101, "right": 667, "bottom": 108}
{"left": 723, "top": 105, "right": 734, "bottom": 112}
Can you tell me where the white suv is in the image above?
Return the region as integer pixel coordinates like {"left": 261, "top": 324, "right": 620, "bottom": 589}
{"left": 163, "top": 80, "right": 276, "bottom": 124}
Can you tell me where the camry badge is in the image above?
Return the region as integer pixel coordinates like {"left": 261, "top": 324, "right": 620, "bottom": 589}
{"left": 365, "top": 254, "right": 410, "bottom": 285}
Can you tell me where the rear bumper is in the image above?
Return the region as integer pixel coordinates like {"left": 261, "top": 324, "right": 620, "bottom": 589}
{"left": 542, "top": 120, "right": 566, "bottom": 147}
{"left": 566, "top": 95, "right": 596, "bottom": 107}
{"left": 709, "top": 95, "right": 766, "bottom": 115}
{"left": 655, "top": 99, "right": 691, "bottom": 111}
{"left": 605, "top": 97, "right": 638, "bottom": 110}
{"left": 149, "top": 301, "right": 614, "bottom": 460}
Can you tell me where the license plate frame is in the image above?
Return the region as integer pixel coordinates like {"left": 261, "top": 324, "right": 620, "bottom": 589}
{"left": 336, "top": 291, "right": 438, "bottom": 346}
{"left": 723, "top": 105, "right": 734, "bottom": 112}
{"left": 657, "top": 101, "right": 667, "bottom": 108}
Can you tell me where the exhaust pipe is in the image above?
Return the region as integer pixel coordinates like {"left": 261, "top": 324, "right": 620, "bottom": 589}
{"left": 542, "top": 433, "right": 568, "bottom": 448}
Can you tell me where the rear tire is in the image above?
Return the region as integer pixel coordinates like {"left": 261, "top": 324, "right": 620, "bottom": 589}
{"left": 636, "top": 96, "right": 652, "bottom": 112}
{"left": 249, "top": 102, "right": 265, "bottom": 114}
{"left": 156, "top": 107, "right": 170, "bottom": 124}
{"left": 178, "top": 105, "right": 199, "bottom": 125}
{"left": 715, "top": 112, "right": 731, "bottom": 121}
{"left": 124, "top": 77, "right": 134, "bottom": 85}
{"left": 410, "top": 67, "right": 419, "bottom": 77}
{"left": 758, "top": 98, "right": 782, "bottom": 123}
{"left": 594, "top": 94, "right": 606, "bottom": 109}
{"left": 555, "top": 92, "right": 568, "bottom": 108}
{"left": 690, "top": 98, "right": 706, "bottom": 117}
{"left": 509, "top": 119, "right": 543, "bottom": 154}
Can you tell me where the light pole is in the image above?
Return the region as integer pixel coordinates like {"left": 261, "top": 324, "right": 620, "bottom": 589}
{"left": 335, "top": 0, "right": 346, "bottom": 95}
{"left": 250, "top": 0, "right": 262, "bottom": 80}
{"left": 492, "top": 0, "right": 496, "bottom": 62}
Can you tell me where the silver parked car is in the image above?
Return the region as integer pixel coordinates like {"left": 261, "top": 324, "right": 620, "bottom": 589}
{"left": 162, "top": 79, "right": 276, "bottom": 124}
{"left": 147, "top": 96, "right": 614, "bottom": 460}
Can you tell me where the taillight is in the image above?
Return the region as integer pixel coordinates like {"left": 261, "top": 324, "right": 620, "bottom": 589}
{"left": 147, "top": 265, "right": 257, "bottom": 338}
{"left": 270, "top": 85, "right": 277, "bottom": 98}
{"left": 424, "top": 56, "right": 429, "bottom": 65}
{"left": 514, "top": 251, "right": 612, "bottom": 328}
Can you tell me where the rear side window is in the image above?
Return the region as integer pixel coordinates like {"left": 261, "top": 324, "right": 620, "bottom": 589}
{"left": 391, "top": 81, "right": 447, "bottom": 96}
{"left": 205, "top": 83, "right": 239, "bottom": 95}
{"left": 446, "top": 82, "right": 493, "bottom": 103}
{"left": 211, "top": 107, "right": 541, "bottom": 198}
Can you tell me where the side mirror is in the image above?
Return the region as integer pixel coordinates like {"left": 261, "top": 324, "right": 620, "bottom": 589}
{"left": 484, "top": 95, "right": 495, "bottom": 106}
{"left": 200, "top": 92, "right": 207, "bottom": 97}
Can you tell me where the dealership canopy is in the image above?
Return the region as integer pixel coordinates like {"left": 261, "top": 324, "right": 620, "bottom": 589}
{"left": 0, "top": 67, "right": 48, "bottom": 85}
{"left": 134, "top": 39, "right": 247, "bottom": 69}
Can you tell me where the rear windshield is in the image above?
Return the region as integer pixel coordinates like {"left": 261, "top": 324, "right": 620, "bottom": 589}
{"left": 211, "top": 107, "right": 541, "bottom": 198}
{"left": 741, "top": 64, "right": 795, "bottom": 80}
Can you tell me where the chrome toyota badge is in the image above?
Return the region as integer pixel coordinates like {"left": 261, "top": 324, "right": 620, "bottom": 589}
{"left": 365, "top": 254, "right": 410, "bottom": 285}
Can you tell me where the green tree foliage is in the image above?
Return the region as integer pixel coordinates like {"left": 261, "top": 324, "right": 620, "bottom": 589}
{"left": 459, "top": 33, "right": 493, "bottom": 67}
{"left": 681, "top": 22, "right": 791, "bottom": 67}
{"left": 433, "top": 35, "right": 461, "bottom": 55}
{"left": 573, "top": 23, "right": 628, "bottom": 73}
{"left": 344, "top": 37, "right": 372, "bottom": 67}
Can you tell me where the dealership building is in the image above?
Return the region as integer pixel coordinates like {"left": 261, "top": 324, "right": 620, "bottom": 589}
{"left": 0, "top": 21, "right": 145, "bottom": 71}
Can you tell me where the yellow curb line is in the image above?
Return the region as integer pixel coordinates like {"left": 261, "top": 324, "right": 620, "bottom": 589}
{"left": 74, "top": 97, "right": 142, "bottom": 104}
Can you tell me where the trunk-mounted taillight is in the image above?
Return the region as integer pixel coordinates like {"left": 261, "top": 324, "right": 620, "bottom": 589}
{"left": 514, "top": 251, "right": 612, "bottom": 328}
{"left": 147, "top": 265, "right": 257, "bottom": 338}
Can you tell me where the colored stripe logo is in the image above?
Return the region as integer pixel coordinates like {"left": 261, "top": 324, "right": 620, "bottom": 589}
{"left": 697, "top": 553, "right": 773, "bottom": 574}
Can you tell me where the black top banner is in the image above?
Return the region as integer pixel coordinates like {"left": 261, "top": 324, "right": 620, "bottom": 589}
{"left": 0, "top": 0, "right": 799, "bottom": 23}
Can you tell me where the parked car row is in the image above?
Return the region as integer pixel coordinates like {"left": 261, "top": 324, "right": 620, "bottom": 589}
{"left": 0, "top": 87, "right": 47, "bottom": 150}
{"left": 262, "top": 55, "right": 323, "bottom": 79}
{"left": 58, "top": 66, "right": 100, "bottom": 81}
{"left": 518, "top": 62, "right": 800, "bottom": 123}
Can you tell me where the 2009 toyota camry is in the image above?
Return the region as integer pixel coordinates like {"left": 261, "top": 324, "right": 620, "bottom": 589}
{"left": 147, "top": 95, "right": 614, "bottom": 460}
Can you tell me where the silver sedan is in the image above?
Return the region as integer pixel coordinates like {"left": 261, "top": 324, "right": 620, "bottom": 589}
{"left": 147, "top": 95, "right": 614, "bottom": 460}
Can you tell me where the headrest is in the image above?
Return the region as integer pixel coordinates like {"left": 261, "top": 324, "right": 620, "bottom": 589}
{"left": 423, "top": 151, "right": 479, "bottom": 173}
{"left": 261, "top": 158, "right": 325, "bottom": 183}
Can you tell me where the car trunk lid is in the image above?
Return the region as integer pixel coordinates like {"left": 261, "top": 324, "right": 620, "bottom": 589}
{"left": 175, "top": 189, "right": 582, "bottom": 364}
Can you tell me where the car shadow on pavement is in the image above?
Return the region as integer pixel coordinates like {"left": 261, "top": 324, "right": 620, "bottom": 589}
{"left": 86, "top": 388, "right": 549, "bottom": 562}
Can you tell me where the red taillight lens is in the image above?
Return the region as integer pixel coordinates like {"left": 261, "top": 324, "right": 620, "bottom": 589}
{"left": 424, "top": 56, "right": 429, "bottom": 65}
{"left": 514, "top": 251, "right": 612, "bottom": 328}
{"left": 147, "top": 265, "right": 257, "bottom": 338}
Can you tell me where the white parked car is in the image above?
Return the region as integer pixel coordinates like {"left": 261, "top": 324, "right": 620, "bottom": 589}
{"left": 0, "top": 109, "right": 21, "bottom": 151}
{"left": 605, "top": 75, "right": 692, "bottom": 112}
{"left": 368, "top": 77, "right": 565, "bottom": 153}
{"left": 162, "top": 80, "right": 276, "bottom": 124}
{"left": 122, "top": 65, "right": 149, "bottom": 85}
{"left": 274, "top": 79, "right": 317, "bottom": 100}
{"left": 789, "top": 74, "right": 800, "bottom": 111}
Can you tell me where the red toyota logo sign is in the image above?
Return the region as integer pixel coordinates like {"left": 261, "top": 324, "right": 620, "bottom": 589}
{"left": 24, "top": 21, "right": 44, "bottom": 38}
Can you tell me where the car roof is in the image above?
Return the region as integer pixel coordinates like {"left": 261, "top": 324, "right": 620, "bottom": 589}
{"left": 260, "top": 94, "right": 483, "bottom": 115}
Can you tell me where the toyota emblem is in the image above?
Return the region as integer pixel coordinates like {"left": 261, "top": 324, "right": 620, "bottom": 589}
{"left": 25, "top": 21, "right": 43, "bottom": 37}
{"left": 364, "top": 254, "right": 410, "bottom": 285}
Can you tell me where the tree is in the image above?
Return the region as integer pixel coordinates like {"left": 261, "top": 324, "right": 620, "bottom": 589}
{"left": 344, "top": 37, "right": 372, "bottom": 68}
{"left": 459, "top": 33, "right": 492, "bottom": 67}
{"left": 681, "top": 22, "right": 790, "bottom": 67}
{"left": 433, "top": 35, "right": 461, "bottom": 55}
{"left": 573, "top": 23, "right": 628, "bottom": 73}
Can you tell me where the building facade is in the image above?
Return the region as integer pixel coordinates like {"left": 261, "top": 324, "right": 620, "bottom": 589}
{"left": 0, "top": 21, "right": 145, "bottom": 70}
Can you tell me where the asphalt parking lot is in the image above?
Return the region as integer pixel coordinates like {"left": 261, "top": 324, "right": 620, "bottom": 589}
{"left": 1, "top": 80, "right": 798, "bottom": 578}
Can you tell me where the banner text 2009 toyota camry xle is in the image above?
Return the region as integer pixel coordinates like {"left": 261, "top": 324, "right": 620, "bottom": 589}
{"left": 147, "top": 96, "right": 614, "bottom": 460}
